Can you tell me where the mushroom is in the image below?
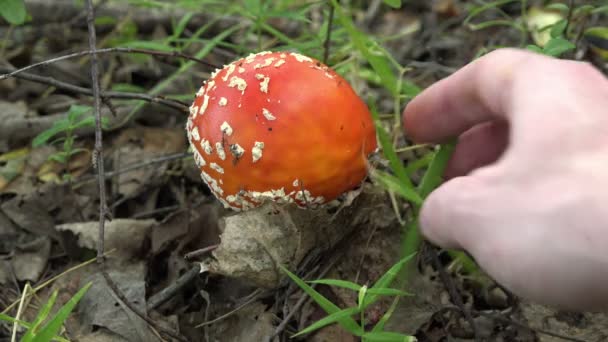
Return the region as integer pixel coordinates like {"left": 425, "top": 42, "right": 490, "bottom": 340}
{"left": 186, "top": 51, "right": 377, "bottom": 211}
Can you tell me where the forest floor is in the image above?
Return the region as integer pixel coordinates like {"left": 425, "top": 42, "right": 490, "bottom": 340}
{"left": 1, "top": 1, "right": 608, "bottom": 341}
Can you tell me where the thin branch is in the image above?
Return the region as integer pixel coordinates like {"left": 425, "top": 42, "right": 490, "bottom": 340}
{"left": 85, "top": 0, "right": 106, "bottom": 264}
{"left": 74, "top": 152, "right": 190, "bottom": 185}
{"left": 0, "top": 47, "right": 220, "bottom": 81}
{"left": 323, "top": 4, "right": 335, "bottom": 64}
{"left": 85, "top": 4, "right": 187, "bottom": 341}
{"left": 184, "top": 245, "right": 219, "bottom": 260}
{"left": 147, "top": 264, "right": 202, "bottom": 310}
{"left": 0, "top": 67, "right": 189, "bottom": 113}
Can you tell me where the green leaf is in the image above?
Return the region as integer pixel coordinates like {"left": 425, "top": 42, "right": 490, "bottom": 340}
{"left": 170, "top": 12, "right": 194, "bottom": 40}
{"left": 362, "top": 331, "right": 416, "bottom": 341}
{"left": 0, "top": 0, "right": 27, "bottom": 25}
{"left": 372, "top": 170, "right": 423, "bottom": 205}
{"left": 67, "top": 105, "right": 92, "bottom": 123}
{"left": 584, "top": 26, "right": 608, "bottom": 51}
{"left": 366, "top": 288, "right": 412, "bottom": 297}
{"left": 0, "top": 312, "right": 32, "bottom": 327}
{"left": 383, "top": 0, "right": 401, "bottom": 9}
{"left": 307, "top": 279, "right": 361, "bottom": 291}
{"left": 526, "top": 44, "right": 544, "bottom": 54}
{"left": 72, "top": 116, "right": 98, "bottom": 130}
{"left": 48, "top": 153, "right": 68, "bottom": 164}
{"left": 592, "top": 5, "right": 608, "bottom": 15}
{"left": 542, "top": 37, "right": 576, "bottom": 57}
{"left": 32, "top": 282, "right": 92, "bottom": 342}
{"left": 545, "top": 3, "right": 569, "bottom": 12}
{"left": 94, "top": 16, "right": 118, "bottom": 25}
{"left": 32, "top": 120, "right": 71, "bottom": 147}
{"left": 369, "top": 106, "right": 413, "bottom": 189}
{"left": 550, "top": 19, "right": 568, "bottom": 38}
{"left": 292, "top": 307, "right": 361, "bottom": 338}
{"left": 574, "top": 4, "right": 597, "bottom": 17}
{"left": 464, "top": 0, "right": 520, "bottom": 26}
{"left": 21, "top": 290, "right": 58, "bottom": 341}
{"left": 357, "top": 285, "right": 367, "bottom": 309}
{"left": 280, "top": 265, "right": 363, "bottom": 335}
{"left": 417, "top": 142, "right": 455, "bottom": 199}
{"left": 403, "top": 152, "right": 432, "bottom": 176}
{"left": 363, "top": 253, "right": 416, "bottom": 307}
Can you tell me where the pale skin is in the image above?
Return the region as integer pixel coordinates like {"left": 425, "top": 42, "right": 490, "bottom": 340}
{"left": 402, "top": 48, "right": 608, "bottom": 312}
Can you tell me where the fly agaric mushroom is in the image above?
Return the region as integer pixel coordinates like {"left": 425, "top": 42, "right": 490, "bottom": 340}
{"left": 186, "top": 51, "right": 377, "bottom": 211}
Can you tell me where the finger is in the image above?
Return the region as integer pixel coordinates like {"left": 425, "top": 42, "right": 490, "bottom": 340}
{"left": 402, "top": 48, "right": 551, "bottom": 143}
{"left": 418, "top": 174, "right": 498, "bottom": 251}
{"left": 444, "top": 120, "right": 509, "bottom": 179}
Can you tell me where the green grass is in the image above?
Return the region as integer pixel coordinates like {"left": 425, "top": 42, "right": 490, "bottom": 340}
{"left": 0, "top": 282, "right": 92, "bottom": 342}
{"left": 280, "top": 253, "right": 417, "bottom": 341}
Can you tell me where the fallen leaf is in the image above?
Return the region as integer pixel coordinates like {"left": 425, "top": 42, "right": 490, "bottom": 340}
{"left": 0, "top": 147, "right": 29, "bottom": 191}
{"left": 56, "top": 219, "right": 156, "bottom": 259}
{"left": 11, "top": 236, "right": 51, "bottom": 283}
{"left": 78, "top": 261, "right": 160, "bottom": 342}
{"left": 206, "top": 301, "right": 274, "bottom": 342}
{"left": 108, "top": 126, "right": 186, "bottom": 198}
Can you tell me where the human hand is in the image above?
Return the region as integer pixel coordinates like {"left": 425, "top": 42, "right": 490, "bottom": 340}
{"left": 402, "top": 48, "right": 608, "bottom": 311}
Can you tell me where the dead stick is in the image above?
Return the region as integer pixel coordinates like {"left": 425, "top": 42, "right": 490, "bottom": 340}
{"left": 0, "top": 67, "right": 189, "bottom": 113}
{"left": 0, "top": 47, "right": 219, "bottom": 81}
{"left": 322, "top": 4, "right": 335, "bottom": 64}
{"left": 85, "top": 0, "right": 106, "bottom": 265}
{"left": 85, "top": 3, "right": 186, "bottom": 341}
{"left": 147, "top": 264, "right": 202, "bottom": 311}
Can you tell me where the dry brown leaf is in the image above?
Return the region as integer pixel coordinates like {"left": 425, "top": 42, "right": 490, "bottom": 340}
{"left": 108, "top": 126, "right": 186, "bottom": 198}
{"left": 78, "top": 261, "right": 160, "bottom": 342}
{"left": 56, "top": 219, "right": 156, "bottom": 259}
{"left": 11, "top": 236, "right": 51, "bottom": 283}
{"left": 206, "top": 301, "right": 274, "bottom": 342}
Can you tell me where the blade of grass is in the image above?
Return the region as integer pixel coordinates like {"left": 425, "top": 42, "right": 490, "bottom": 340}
{"left": 32, "top": 282, "right": 93, "bottom": 342}
{"left": 307, "top": 279, "right": 361, "bottom": 291}
{"left": 417, "top": 141, "right": 456, "bottom": 199}
{"left": 362, "top": 331, "right": 416, "bottom": 342}
{"left": 362, "top": 252, "right": 416, "bottom": 307}
{"left": 119, "top": 23, "right": 242, "bottom": 128}
{"left": 371, "top": 170, "right": 422, "bottom": 205}
{"left": 369, "top": 104, "right": 413, "bottom": 189}
{"left": 279, "top": 265, "right": 362, "bottom": 335}
{"left": 291, "top": 307, "right": 361, "bottom": 338}
{"left": 366, "top": 288, "right": 412, "bottom": 297}
{"left": 330, "top": 0, "right": 398, "bottom": 96}
{"left": 21, "top": 290, "right": 58, "bottom": 341}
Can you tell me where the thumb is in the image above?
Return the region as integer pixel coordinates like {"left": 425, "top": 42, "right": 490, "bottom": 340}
{"left": 418, "top": 174, "right": 498, "bottom": 253}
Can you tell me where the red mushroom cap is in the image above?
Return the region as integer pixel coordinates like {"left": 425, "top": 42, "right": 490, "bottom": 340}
{"left": 186, "top": 51, "right": 377, "bottom": 211}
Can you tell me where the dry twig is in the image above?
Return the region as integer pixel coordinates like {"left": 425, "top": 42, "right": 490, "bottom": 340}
{"left": 0, "top": 67, "right": 189, "bottom": 113}
{"left": 84, "top": 2, "right": 187, "bottom": 341}
{"left": 0, "top": 47, "right": 219, "bottom": 81}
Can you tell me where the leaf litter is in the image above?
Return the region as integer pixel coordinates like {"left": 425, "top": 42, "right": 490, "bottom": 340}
{"left": 1, "top": 1, "right": 607, "bottom": 342}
